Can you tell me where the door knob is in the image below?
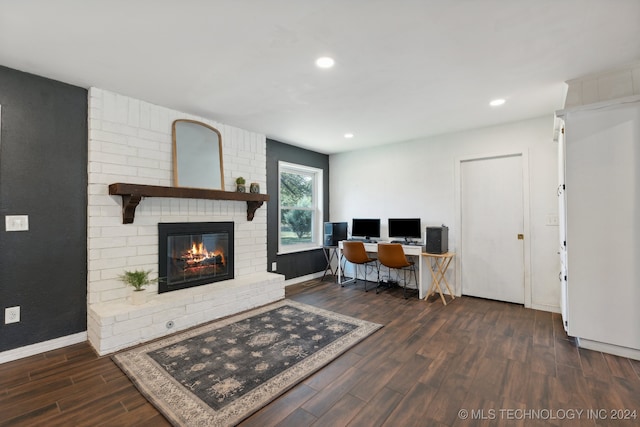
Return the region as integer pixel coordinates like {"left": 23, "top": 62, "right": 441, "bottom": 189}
{"left": 517, "top": 234, "right": 524, "bottom": 240}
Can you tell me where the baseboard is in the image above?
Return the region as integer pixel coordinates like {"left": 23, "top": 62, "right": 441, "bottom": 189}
{"left": 284, "top": 271, "right": 324, "bottom": 286}
{"left": 577, "top": 337, "right": 640, "bottom": 361}
{"left": 530, "top": 303, "right": 561, "bottom": 313}
{"left": 0, "top": 332, "right": 88, "bottom": 364}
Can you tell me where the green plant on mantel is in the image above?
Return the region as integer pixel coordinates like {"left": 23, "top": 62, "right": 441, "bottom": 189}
{"left": 236, "top": 176, "right": 247, "bottom": 192}
{"left": 118, "top": 269, "right": 158, "bottom": 291}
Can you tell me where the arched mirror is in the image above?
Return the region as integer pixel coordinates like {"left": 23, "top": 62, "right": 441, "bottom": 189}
{"left": 172, "top": 119, "right": 225, "bottom": 190}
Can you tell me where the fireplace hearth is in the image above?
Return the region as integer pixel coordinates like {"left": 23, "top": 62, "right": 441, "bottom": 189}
{"left": 158, "top": 222, "right": 234, "bottom": 293}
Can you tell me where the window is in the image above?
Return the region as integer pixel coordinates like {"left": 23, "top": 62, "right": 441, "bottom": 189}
{"left": 278, "top": 161, "right": 323, "bottom": 253}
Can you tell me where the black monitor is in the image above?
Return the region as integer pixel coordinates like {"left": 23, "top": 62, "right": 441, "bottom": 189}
{"left": 351, "top": 218, "right": 380, "bottom": 240}
{"left": 388, "top": 218, "right": 422, "bottom": 241}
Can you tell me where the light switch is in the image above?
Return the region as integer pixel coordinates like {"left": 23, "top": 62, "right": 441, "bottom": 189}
{"left": 5, "top": 215, "right": 29, "bottom": 231}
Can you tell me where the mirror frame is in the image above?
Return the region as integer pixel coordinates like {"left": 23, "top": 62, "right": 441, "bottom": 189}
{"left": 172, "top": 119, "right": 225, "bottom": 190}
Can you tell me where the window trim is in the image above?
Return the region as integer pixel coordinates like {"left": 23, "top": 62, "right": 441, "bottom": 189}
{"left": 277, "top": 161, "right": 324, "bottom": 254}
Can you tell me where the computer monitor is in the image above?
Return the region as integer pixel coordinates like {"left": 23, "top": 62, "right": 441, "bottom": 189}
{"left": 351, "top": 218, "right": 381, "bottom": 240}
{"left": 388, "top": 218, "right": 422, "bottom": 241}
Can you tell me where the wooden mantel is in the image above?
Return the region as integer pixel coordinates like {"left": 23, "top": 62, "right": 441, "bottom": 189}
{"left": 108, "top": 183, "right": 269, "bottom": 224}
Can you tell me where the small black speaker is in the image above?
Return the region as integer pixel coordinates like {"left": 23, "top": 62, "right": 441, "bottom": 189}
{"left": 425, "top": 225, "right": 448, "bottom": 254}
{"left": 324, "top": 222, "right": 348, "bottom": 247}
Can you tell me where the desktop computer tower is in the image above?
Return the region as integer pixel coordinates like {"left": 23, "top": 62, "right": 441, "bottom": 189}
{"left": 425, "top": 226, "right": 448, "bottom": 254}
{"left": 324, "top": 222, "right": 348, "bottom": 246}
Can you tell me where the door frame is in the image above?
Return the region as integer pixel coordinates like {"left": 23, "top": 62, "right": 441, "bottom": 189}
{"left": 454, "top": 149, "right": 532, "bottom": 308}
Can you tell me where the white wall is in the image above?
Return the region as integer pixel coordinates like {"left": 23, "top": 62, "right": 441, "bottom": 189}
{"left": 330, "top": 115, "right": 561, "bottom": 311}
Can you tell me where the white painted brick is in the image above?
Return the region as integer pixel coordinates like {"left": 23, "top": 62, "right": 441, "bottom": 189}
{"left": 88, "top": 88, "right": 272, "bottom": 353}
{"left": 136, "top": 245, "right": 157, "bottom": 256}
{"left": 100, "top": 287, "right": 129, "bottom": 303}
{"left": 102, "top": 121, "right": 139, "bottom": 137}
{"left": 101, "top": 329, "right": 141, "bottom": 353}
{"left": 91, "top": 280, "right": 122, "bottom": 294}
{"left": 101, "top": 163, "right": 138, "bottom": 177}
{"left": 126, "top": 254, "right": 156, "bottom": 266}
{"left": 177, "top": 312, "right": 206, "bottom": 329}
{"left": 113, "top": 315, "right": 153, "bottom": 336}
{"left": 100, "top": 226, "right": 140, "bottom": 238}
{"left": 89, "top": 236, "right": 128, "bottom": 250}
{"left": 153, "top": 307, "right": 187, "bottom": 323}
{"left": 138, "top": 167, "right": 170, "bottom": 180}
{"left": 88, "top": 216, "right": 122, "bottom": 228}
{"left": 90, "top": 260, "right": 128, "bottom": 276}
{"left": 128, "top": 99, "right": 140, "bottom": 127}
{"left": 138, "top": 128, "right": 170, "bottom": 143}
{"left": 90, "top": 129, "right": 129, "bottom": 145}
{"left": 100, "top": 246, "right": 137, "bottom": 259}
{"left": 102, "top": 91, "right": 128, "bottom": 124}
{"left": 140, "top": 323, "right": 170, "bottom": 339}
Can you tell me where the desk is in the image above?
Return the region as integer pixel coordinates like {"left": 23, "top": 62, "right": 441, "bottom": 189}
{"left": 337, "top": 241, "right": 427, "bottom": 298}
{"left": 422, "top": 252, "right": 455, "bottom": 305}
{"left": 321, "top": 246, "right": 338, "bottom": 281}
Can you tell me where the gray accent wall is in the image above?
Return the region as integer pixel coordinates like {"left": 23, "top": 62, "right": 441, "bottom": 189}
{"left": 266, "top": 139, "right": 329, "bottom": 279}
{"left": 0, "top": 65, "right": 87, "bottom": 352}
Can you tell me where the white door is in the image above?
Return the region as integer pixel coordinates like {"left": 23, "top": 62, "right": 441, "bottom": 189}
{"left": 461, "top": 154, "right": 525, "bottom": 304}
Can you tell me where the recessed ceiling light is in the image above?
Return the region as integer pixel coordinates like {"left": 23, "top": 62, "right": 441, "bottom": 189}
{"left": 344, "top": 133, "right": 354, "bottom": 139}
{"left": 490, "top": 98, "right": 506, "bottom": 107}
{"left": 315, "top": 57, "right": 335, "bottom": 69}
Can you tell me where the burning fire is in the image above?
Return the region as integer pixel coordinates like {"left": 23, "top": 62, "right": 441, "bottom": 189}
{"left": 182, "top": 242, "right": 225, "bottom": 266}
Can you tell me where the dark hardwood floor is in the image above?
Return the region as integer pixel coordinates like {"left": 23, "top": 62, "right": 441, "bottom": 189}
{"left": 1, "top": 278, "right": 639, "bottom": 426}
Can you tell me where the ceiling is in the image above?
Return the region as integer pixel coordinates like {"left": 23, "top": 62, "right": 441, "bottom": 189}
{"left": 1, "top": 1, "right": 639, "bottom": 154}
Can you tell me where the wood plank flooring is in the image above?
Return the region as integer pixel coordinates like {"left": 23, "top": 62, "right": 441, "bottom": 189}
{"left": 1, "top": 278, "right": 639, "bottom": 426}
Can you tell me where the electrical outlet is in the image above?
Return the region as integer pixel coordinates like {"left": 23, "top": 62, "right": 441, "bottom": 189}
{"left": 271, "top": 262, "right": 277, "bottom": 271}
{"left": 5, "top": 215, "right": 29, "bottom": 232}
{"left": 5, "top": 306, "right": 20, "bottom": 324}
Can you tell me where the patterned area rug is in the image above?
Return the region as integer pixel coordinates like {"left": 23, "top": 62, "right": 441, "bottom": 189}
{"left": 112, "top": 299, "right": 382, "bottom": 426}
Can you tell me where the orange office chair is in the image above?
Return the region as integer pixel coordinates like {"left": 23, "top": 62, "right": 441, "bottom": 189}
{"left": 341, "top": 241, "right": 377, "bottom": 291}
{"left": 377, "top": 243, "right": 418, "bottom": 298}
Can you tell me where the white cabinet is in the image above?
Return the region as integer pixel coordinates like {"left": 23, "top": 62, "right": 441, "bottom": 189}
{"left": 557, "top": 97, "right": 640, "bottom": 358}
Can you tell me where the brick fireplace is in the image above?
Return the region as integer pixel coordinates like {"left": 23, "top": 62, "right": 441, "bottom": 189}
{"left": 86, "top": 88, "right": 284, "bottom": 355}
{"left": 158, "top": 221, "right": 234, "bottom": 293}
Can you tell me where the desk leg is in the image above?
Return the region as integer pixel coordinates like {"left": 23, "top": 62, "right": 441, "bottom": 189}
{"left": 430, "top": 261, "right": 448, "bottom": 305}
{"left": 418, "top": 254, "right": 424, "bottom": 299}
{"left": 436, "top": 257, "right": 455, "bottom": 300}
{"left": 321, "top": 247, "right": 337, "bottom": 282}
{"left": 426, "top": 257, "right": 455, "bottom": 305}
{"left": 337, "top": 248, "right": 342, "bottom": 284}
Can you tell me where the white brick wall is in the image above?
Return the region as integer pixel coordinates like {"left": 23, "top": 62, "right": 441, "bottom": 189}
{"left": 87, "top": 88, "right": 283, "bottom": 354}
{"left": 89, "top": 272, "right": 284, "bottom": 355}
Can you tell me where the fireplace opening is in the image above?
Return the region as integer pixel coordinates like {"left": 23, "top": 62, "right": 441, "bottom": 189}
{"left": 158, "top": 222, "right": 234, "bottom": 293}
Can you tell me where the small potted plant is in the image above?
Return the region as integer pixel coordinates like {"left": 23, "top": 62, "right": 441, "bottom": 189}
{"left": 235, "top": 176, "right": 246, "bottom": 192}
{"left": 119, "top": 269, "right": 158, "bottom": 305}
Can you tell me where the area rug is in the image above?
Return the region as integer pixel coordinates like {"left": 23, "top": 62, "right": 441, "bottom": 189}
{"left": 112, "top": 299, "right": 382, "bottom": 426}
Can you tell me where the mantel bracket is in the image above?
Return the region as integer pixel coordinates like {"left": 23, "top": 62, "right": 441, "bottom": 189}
{"left": 247, "top": 201, "right": 264, "bottom": 221}
{"left": 122, "top": 194, "right": 142, "bottom": 224}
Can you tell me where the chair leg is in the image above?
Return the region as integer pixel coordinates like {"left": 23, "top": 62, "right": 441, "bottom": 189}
{"left": 376, "top": 264, "right": 391, "bottom": 294}
{"left": 405, "top": 265, "right": 418, "bottom": 299}
{"left": 403, "top": 269, "right": 407, "bottom": 299}
{"left": 363, "top": 264, "right": 368, "bottom": 292}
